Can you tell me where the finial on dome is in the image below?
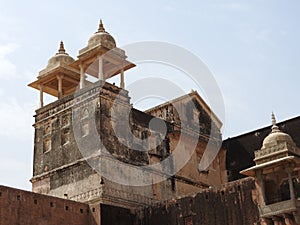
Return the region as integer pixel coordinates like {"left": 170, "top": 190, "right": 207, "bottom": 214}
{"left": 98, "top": 19, "right": 106, "bottom": 32}
{"left": 271, "top": 112, "right": 276, "bottom": 126}
{"left": 271, "top": 112, "right": 280, "bottom": 133}
{"left": 56, "top": 41, "right": 68, "bottom": 55}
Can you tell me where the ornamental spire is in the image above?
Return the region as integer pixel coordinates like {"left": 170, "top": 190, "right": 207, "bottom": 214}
{"left": 271, "top": 112, "right": 280, "bottom": 133}
{"left": 98, "top": 19, "right": 106, "bottom": 32}
{"left": 271, "top": 112, "right": 276, "bottom": 126}
{"left": 56, "top": 41, "right": 68, "bottom": 55}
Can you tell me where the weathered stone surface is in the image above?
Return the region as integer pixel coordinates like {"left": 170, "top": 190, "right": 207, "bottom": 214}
{"left": 31, "top": 80, "right": 226, "bottom": 208}
{"left": 138, "top": 178, "right": 260, "bottom": 225}
{"left": 0, "top": 185, "right": 98, "bottom": 225}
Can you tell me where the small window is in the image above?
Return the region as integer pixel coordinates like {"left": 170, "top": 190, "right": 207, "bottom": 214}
{"left": 65, "top": 206, "right": 69, "bottom": 211}
{"left": 80, "top": 208, "right": 84, "bottom": 214}
{"left": 43, "top": 138, "right": 51, "bottom": 153}
{"left": 61, "top": 114, "right": 70, "bottom": 127}
{"left": 171, "top": 177, "right": 176, "bottom": 192}
{"left": 34, "top": 199, "right": 38, "bottom": 204}
{"left": 184, "top": 216, "right": 193, "bottom": 225}
{"left": 61, "top": 128, "right": 70, "bottom": 145}
{"left": 43, "top": 123, "right": 51, "bottom": 136}
{"left": 17, "top": 195, "right": 21, "bottom": 200}
{"left": 81, "top": 121, "right": 89, "bottom": 137}
{"left": 82, "top": 108, "right": 89, "bottom": 119}
{"left": 50, "top": 202, "right": 54, "bottom": 207}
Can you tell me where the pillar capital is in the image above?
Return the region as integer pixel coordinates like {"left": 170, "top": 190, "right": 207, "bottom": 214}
{"left": 38, "top": 84, "right": 44, "bottom": 108}
{"left": 79, "top": 63, "right": 85, "bottom": 89}
{"left": 284, "top": 164, "right": 295, "bottom": 174}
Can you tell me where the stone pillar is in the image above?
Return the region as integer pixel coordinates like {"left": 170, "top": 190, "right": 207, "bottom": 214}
{"left": 284, "top": 213, "right": 295, "bottom": 225}
{"left": 272, "top": 216, "right": 283, "bottom": 225}
{"left": 120, "top": 68, "right": 124, "bottom": 89}
{"left": 293, "top": 212, "right": 300, "bottom": 225}
{"left": 79, "top": 64, "right": 85, "bottom": 89}
{"left": 39, "top": 84, "right": 44, "bottom": 108}
{"left": 286, "top": 167, "right": 295, "bottom": 201}
{"left": 257, "top": 170, "right": 267, "bottom": 205}
{"left": 261, "top": 218, "right": 273, "bottom": 225}
{"left": 57, "top": 75, "right": 63, "bottom": 99}
{"left": 98, "top": 57, "right": 104, "bottom": 80}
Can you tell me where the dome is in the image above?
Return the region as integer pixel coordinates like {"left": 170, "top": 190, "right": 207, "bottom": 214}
{"left": 46, "top": 41, "right": 75, "bottom": 69}
{"left": 87, "top": 20, "right": 116, "bottom": 50}
{"left": 262, "top": 113, "right": 295, "bottom": 148}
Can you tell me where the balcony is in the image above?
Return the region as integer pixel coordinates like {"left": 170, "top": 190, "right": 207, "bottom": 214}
{"left": 260, "top": 198, "right": 300, "bottom": 217}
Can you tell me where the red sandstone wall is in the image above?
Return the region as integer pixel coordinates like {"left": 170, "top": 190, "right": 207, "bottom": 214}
{"left": 0, "top": 185, "right": 97, "bottom": 225}
{"left": 139, "top": 178, "right": 260, "bottom": 225}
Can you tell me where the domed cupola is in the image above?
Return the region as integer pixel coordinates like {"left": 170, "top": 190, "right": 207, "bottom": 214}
{"left": 87, "top": 19, "right": 116, "bottom": 50}
{"left": 79, "top": 20, "right": 117, "bottom": 56}
{"left": 253, "top": 113, "right": 300, "bottom": 165}
{"left": 262, "top": 113, "right": 295, "bottom": 149}
{"left": 41, "top": 41, "right": 75, "bottom": 76}
{"left": 28, "top": 41, "right": 80, "bottom": 106}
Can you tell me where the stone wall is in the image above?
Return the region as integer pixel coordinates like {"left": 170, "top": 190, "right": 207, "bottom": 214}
{"left": 0, "top": 185, "right": 98, "bottom": 225}
{"left": 138, "top": 178, "right": 259, "bottom": 225}
{"left": 31, "top": 81, "right": 226, "bottom": 209}
{"left": 101, "top": 204, "right": 135, "bottom": 225}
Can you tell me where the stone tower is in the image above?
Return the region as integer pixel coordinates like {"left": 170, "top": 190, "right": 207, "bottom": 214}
{"left": 241, "top": 113, "right": 300, "bottom": 225}
{"left": 28, "top": 21, "right": 226, "bottom": 211}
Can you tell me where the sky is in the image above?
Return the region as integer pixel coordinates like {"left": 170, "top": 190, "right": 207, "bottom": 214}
{"left": 0, "top": 0, "right": 299, "bottom": 190}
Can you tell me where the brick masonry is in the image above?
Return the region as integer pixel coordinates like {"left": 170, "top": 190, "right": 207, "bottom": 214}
{"left": 138, "top": 178, "right": 260, "bottom": 225}
{"left": 0, "top": 185, "right": 98, "bottom": 225}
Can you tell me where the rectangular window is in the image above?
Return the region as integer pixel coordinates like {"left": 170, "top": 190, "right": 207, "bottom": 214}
{"left": 43, "top": 122, "right": 51, "bottom": 136}
{"left": 61, "top": 128, "right": 70, "bottom": 145}
{"left": 43, "top": 121, "right": 52, "bottom": 153}
{"left": 43, "top": 138, "right": 51, "bottom": 153}
{"left": 61, "top": 114, "right": 70, "bottom": 127}
{"left": 81, "top": 120, "right": 89, "bottom": 137}
{"left": 184, "top": 216, "right": 193, "bottom": 225}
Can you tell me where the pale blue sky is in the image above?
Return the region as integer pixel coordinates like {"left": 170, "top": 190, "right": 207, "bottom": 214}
{"left": 0, "top": 0, "right": 299, "bottom": 190}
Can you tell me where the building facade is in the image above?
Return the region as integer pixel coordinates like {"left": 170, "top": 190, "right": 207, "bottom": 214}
{"left": 1, "top": 21, "right": 299, "bottom": 225}
{"left": 28, "top": 21, "right": 226, "bottom": 210}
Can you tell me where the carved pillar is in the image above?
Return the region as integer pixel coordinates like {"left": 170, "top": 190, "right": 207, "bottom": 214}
{"left": 283, "top": 213, "right": 295, "bottom": 225}
{"left": 257, "top": 170, "right": 267, "bottom": 206}
{"left": 272, "top": 216, "right": 283, "bottom": 225}
{"left": 57, "top": 75, "right": 63, "bottom": 99}
{"left": 261, "top": 218, "right": 273, "bottom": 225}
{"left": 39, "top": 84, "right": 44, "bottom": 108}
{"left": 79, "top": 63, "right": 85, "bottom": 89}
{"left": 286, "top": 167, "right": 295, "bottom": 201}
{"left": 293, "top": 212, "right": 300, "bottom": 225}
{"left": 120, "top": 68, "right": 124, "bottom": 89}
{"left": 98, "top": 57, "right": 104, "bottom": 80}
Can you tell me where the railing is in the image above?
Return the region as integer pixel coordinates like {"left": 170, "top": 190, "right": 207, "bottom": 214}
{"left": 266, "top": 193, "right": 290, "bottom": 205}
{"left": 261, "top": 199, "right": 298, "bottom": 217}
{"left": 70, "top": 186, "right": 104, "bottom": 202}
{"left": 69, "top": 186, "right": 157, "bottom": 206}
{"left": 255, "top": 142, "right": 300, "bottom": 159}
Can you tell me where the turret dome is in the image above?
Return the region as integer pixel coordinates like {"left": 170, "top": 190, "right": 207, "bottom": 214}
{"left": 262, "top": 113, "right": 295, "bottom": 148}
{"left": 46, "top": 41, "right": 75, "bottom": 69}
{"left": 87, "top": 20, "right": 116, "bottom": 50}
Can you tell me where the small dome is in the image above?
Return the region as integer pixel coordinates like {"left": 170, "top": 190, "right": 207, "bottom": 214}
{"left": 87, "top": 20, "right": 116, "bottom": 50}
{"left": 47, "top": 41, "right": 75, "bottom": 69}
{"left": 262, "top": 113, "right": 295, "bottom": 148}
